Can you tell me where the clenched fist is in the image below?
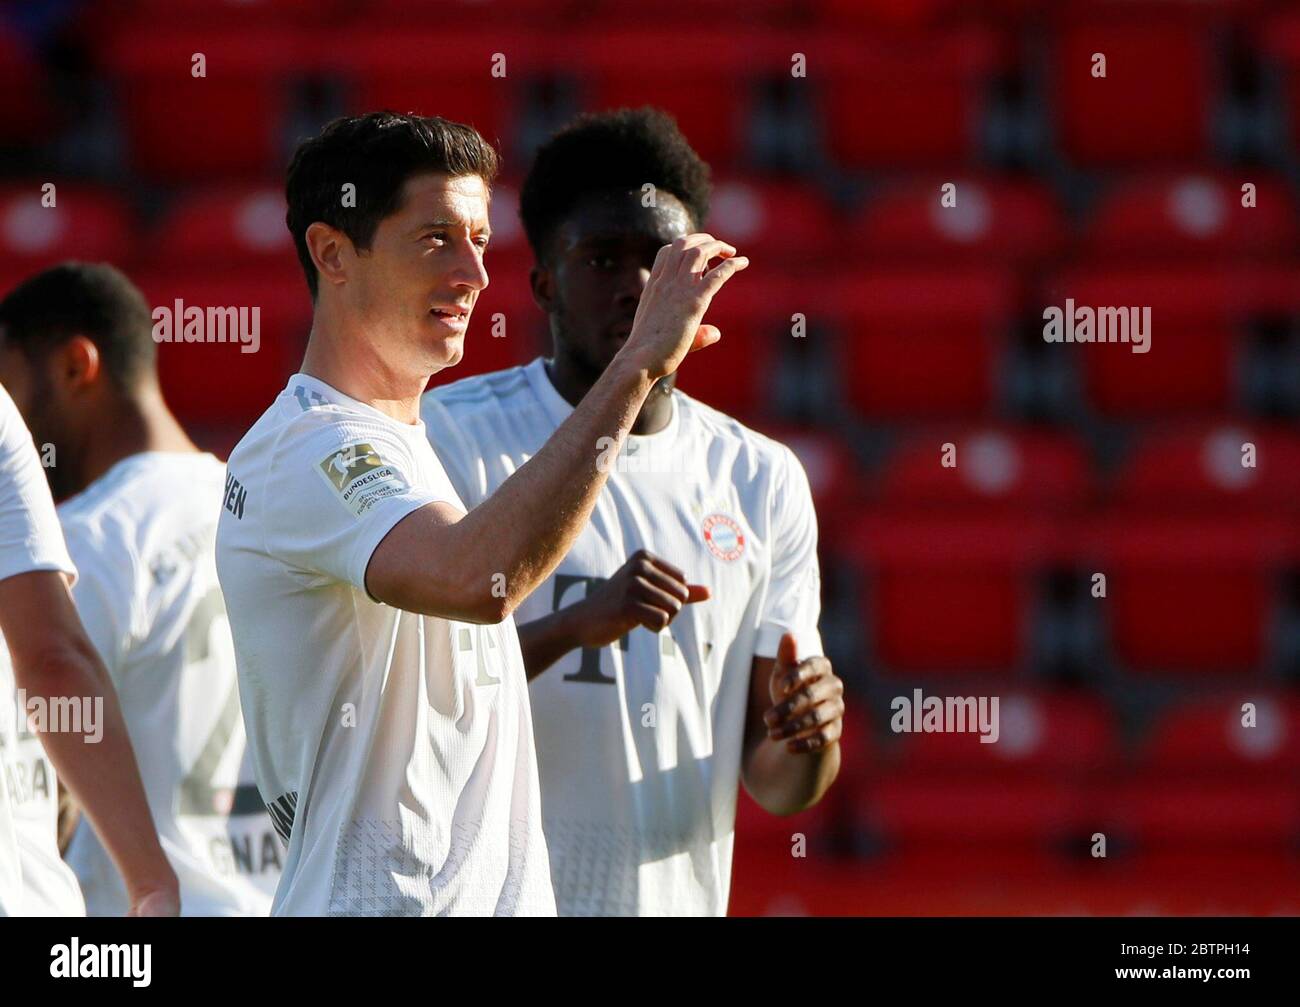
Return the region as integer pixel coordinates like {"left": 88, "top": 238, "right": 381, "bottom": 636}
{"left": 573, "top": 549, "right": 710, "bottom": 649}
{"left": 763, "top": 633, "right": 845, "bottom": 754}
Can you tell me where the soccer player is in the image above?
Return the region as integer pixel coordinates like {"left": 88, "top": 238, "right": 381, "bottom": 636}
{"left": 0, "top": 381, "right": 177, "bottom": 917}
{"left": 421, "top": 108, "right": 845, "bottom": 916}
{"left": 214, "top": 111, "right": 746, "bottom": 916}
{"left": 0, "top": 262, "right": 280, "bottom": 915}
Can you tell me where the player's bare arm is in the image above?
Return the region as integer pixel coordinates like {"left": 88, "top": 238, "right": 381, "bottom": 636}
{"left": 366, "top": 235, "right": 747, "bottom": 623}
{"left": 0, "top": 569, "right": 179, "bottom": 916}
{"left": 517, "top": 549, "right": 710, "bottom": 680}
{"left": 741, "top": 632, "right": 844, "bottom": 816}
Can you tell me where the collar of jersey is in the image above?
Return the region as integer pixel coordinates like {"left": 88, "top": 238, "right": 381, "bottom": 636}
{"left": 288, "top": 372, "right": 428, "bottom": 434}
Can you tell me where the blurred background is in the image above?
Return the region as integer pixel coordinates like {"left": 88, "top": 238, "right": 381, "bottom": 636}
{"left": 3, "top": 0, "right": 1300, "bottom": 915}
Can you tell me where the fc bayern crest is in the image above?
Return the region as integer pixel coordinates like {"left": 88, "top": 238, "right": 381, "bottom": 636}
{"left": 702, "top": 513, "right": 746, "bottom": 561}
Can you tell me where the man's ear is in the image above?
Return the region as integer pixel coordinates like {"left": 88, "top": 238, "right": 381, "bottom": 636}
{"left": 529, "top": 262, "right": 554, "bottom": 315}
{"left": 57, "top": 335, "right": 101, "bottom": 391}
{"left": 306, "top": 221, "right": 352, "bottom": 293}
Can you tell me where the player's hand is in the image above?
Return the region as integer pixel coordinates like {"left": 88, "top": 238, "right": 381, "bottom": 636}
{"left": 618, "top": 233, "right": 748, "bottom": 380}
{"left": 127, "top": 882, "right": 180, "bottom": 917}
{"left": 574, "top": 549, "right": 710, "bottom": 648}
{"left": 763, "top": 633, "right": 844, "bottom": 754}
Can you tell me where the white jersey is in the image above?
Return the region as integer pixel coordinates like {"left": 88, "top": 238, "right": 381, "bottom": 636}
{"left": 60, "top": 451, "right": 279, "bottom": 916}
{"left": 0, "top": 382, "right": 84, "bottom": 917}
{"left": 216, "top": 373, "right": 554, "bottom": 917}
{"left": 422, "top": 358, "right": 823, "bottom": 916}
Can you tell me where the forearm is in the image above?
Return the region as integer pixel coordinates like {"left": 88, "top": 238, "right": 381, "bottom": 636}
{"left": 516, "top": 604, "right": 593, "bottom": 680}
{"left": 742, "top": 739, "right": 841, "bottom": 817}
{"left": 16, "top": 646, "right": 175, "bottom": 897}
{"left": 456, "top": 357, "right": 652, "bottom": 611}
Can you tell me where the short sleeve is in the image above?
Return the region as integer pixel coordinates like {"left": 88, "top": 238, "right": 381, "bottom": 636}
{"left": 262, "top": 412, "right": 456, "bottom": 592}
{"left": 59, "top": 517, "right": 135, "bottom": 676}
{"left": 754, "top": 446, "right": 824, "bottom": 660}
{"left": 0, "top": 384, "right": 75, "bottom": 585}
{"left": 421, "top": 392, "right": 491, "bottom": 509}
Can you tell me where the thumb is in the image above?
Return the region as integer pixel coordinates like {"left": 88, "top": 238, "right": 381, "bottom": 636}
{"left": 776, "top": 632, "right": 799, "bottom": 670}
{"left": 688, "top": 324, "right": 721, "bottom": 354}
{"left": 686, "top": 584, "right": 710, "bottom": 604}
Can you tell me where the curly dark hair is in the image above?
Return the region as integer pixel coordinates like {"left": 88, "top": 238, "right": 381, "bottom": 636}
{"left": 520, "top": 107, "right": 711, "bottom": 263}
{"left": 286, "top": 111, "right": 499, "bottom": 299}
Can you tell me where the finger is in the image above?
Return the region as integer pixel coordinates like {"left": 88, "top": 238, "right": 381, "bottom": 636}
{"left": 678, "top": 240, "right": 738, "bottom": 276}
{"left": 776, "top": 632, "right": 799, "bottom": 669}
{"left": 687, "top": 323, "right": 721, "bottom": 353}
{"left": 635, "top": 551, "right": 686, "bottom": 583}
{"left": 630, "top": 576, "right": 687, "bottom": 617}
{"left": 774, "top": 654, "right": 831, "bottom": 698}
{"left": 628, "top": 600, "right": 673, "bottom": 632}
{"left": 701, "top": 255, "right": 750, "bottom": 291}
{"left": 765, "top": 675, "right": 843, "bottom": 728}
{"left": 769, "top": 695, "right": 845, "bottom": 740}
{"left": 786, "top": 716, "right": 843, "bottom": 754}
{"left": 635, "top": 568, "right": 690, "bottom": 605}
{"left": 686, "top": 584, "right": 710, "bottom": 603}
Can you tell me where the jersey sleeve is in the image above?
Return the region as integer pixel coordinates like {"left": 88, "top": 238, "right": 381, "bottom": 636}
{"left": 420, "top": 392, "right": 491, "bottom": 509}
{"left": 0, "top": 384, "right": 75, "bottom": 585}
{"left": 754, "top": 445, "right": 824, "bottom": 660}
{"left": 261, "top": 412, "right": 456, "bottom": 593}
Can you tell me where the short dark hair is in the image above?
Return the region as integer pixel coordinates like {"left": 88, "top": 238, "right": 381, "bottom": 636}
{"left": 0, "top": 262, "right": 155, "bottom": 389}
{"left": 520, "top": 107, "right": 712, "bottom": 262}
{"left": 286, "top": 111, "right": 500, "bottom": 299}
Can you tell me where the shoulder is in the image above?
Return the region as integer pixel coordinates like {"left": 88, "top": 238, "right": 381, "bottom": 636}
{"left": 423, "top": 364, "right": 535, "bottom": 421}
{"left": 676, "top": 391, "right": 804, "bottom": 480}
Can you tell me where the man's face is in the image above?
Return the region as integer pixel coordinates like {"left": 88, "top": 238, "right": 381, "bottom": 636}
{"left": 347, "top": 172, "right": 491, "bottom": 375}
{"left": 0, "top": 339, "right": 77, "bottom": 499}
{"left": 538, "top": 189, "right": 694, "bottom": 377}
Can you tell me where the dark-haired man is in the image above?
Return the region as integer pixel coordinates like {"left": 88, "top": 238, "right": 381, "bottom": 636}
{"left": 422, "top": 108, "right": 843, "bottom": 916}
{"left": 0, "top": 262, "right": 279, "bottom": 915}
{"left": 215, "top": 112, "right": 746, "bottom": 915}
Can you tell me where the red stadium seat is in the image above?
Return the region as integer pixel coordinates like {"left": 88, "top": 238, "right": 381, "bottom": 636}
{"left": 146, "top": 185, "right": 293, "bottom": 268}
{"left": 134, "top": 265, "right": 311, "bottom": 430}
{"left": 852, "top": 428, "right": 1088, "bottom": 675}
{"left": 565, "top": 29, "right": 773, "bottom": 168}
{"left": 818, "top": 27, "right": 1008, "bottom": 168}
{"left": 1259, "top": 11, "right": 1300, "bottom": 164}
{"left": 1047, "top": 2, "right": 1222, "bottom": 166}
{"left": 0, "top": 23, "right": 56, "bottom": 142}
{"left": 1111, "top": 423, "right": 1300, "bottom": 512}
{"left": 1042, "top": 263, "right": 1300, "bottom": 417}
{"left": 875, "top": 427, "right": 1092, "bottom": 511}
{"left": 1081, "top": 173, "right": 1299, "bottom": 260}
{"left": 886, "top": 691, "right": 1116, "bottom": 774}
{"left": 1097, "top": 777, "right": 1300, "bottom": 847}
{"left": 330, "top": 31, "right": 527, "bottom": 155}
{"left": 834, "top": 267, "right": 1018, "bottom": 420}
{"left": 102, "top": 28, "right": 302, "bottom": 181}
{"left": 852, "top": 176, "right": 1065, "bottom": 265}
{"left": 0, "top": 184, "right": 134, "bottom": 274}
{"left": 706, "top": 179, "right": 838, "bottom": 266}
{"left": 1140, "top": 694, "right": 1300, "bottom": 775}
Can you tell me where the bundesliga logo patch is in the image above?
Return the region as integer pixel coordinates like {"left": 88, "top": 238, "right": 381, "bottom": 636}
{"left": 702, "top": 513, "right": 745, "bottom": 562}
{"left": 318, "top": 442, "right": 405, "bottom": 517}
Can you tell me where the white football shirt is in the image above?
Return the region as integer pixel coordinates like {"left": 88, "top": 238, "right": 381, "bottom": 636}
{"left": 216, "top": 373, "right": 555, "bottom": 916}
{"left": 0, "top": 382, "right": 84, "bottom": 917}
{"left": 61, "top": 451, "right": 280, "bottom": 916}
{"left": 422, "top": 358, "right": 823, "bottom": 916}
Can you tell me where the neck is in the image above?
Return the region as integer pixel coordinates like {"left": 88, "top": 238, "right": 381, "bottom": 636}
{"left": 545, "top": 351, "right": 675, "bottom": 436}
{"left": 300, "top": 305, "right": 427, "bottom": 425}
{"left": 78, "top": 384, "right": 197, "bottom": 490}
